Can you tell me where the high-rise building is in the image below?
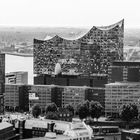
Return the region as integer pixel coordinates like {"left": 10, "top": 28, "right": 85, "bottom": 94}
{"left": 108, "top": 61, "right": 140, "bottom": 83}
{"left": 0, "top": 53, "right": 5, "bottom": 114}
{"left": 105, "top": 82, "right": 140, "bottom": 117}
{"left": 5, "top": 71, "right": 28, "bottom": 84}
{"left": 34, "top": 20, "right": 124, "bottom": 76}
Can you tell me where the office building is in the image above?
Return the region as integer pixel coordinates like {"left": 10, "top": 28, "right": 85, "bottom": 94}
{"left": 105, "top": 82, "right": 140, "bottom": 117}
{"left": 4, "top": 84, "right": 21, "bottom": 111}
{"left": 26, "top": 85, "right": 86, "bottom": 110}
{"left": 4, "top": 84, "right": 29, "bottom": 112}
{"left": 51, "top": 85, "right": 86, "bottom": 108}
{"left": 28, "top": 85, "right": 52, "bottom": 111}
{"left": 0, "top": 53, "right": 5, "bottom": 114}
{"left": 85, "top": 87, "right": 105, "bottom": 108}
{"left": 108, "top": 61, "right": 140, "bottom": 83}
{"left": 4, "top": 84, "right": 53, "bottom": 112}
{"left": 5, "top": 71, "right": 28, "bottom": 84}
{"left": 34, "top": 20, "right": 124, "bottom": 76}
{"left": 4, "top": 84, "right": 105, "bottom": 113}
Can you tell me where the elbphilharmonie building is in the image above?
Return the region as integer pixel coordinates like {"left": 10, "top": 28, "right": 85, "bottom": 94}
{"left": 34, "top": 19, "right": 124, "bottom": 76}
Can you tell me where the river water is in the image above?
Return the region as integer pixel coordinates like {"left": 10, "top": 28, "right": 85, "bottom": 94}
{"left": 5, "top": 54, "right": 33, "bottom": 84}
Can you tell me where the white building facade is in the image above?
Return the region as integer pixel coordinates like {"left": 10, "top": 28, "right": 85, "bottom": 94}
{"left": 105, "top": 82, "right": 140, "bottom": 117}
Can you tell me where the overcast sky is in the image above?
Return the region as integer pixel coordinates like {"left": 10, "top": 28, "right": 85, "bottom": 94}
{"left": 0, "top": 0, "right": 139, "bottom": 28}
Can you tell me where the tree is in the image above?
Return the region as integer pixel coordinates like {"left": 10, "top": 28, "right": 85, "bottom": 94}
{"left": 32, "top": 104, "right": 41, "bottom": 118}
{"left": 65, "top": 104, "right": 74, "bottom": 116}
{"left": 120, "top": 104, "right": 138, "bottom": 129}
{"left": 90, "top": 101, "right": 103, "bottom": 121}
{"left": 77, "top": 101, "right": 90, "bottom": 120}
{"left": 131, "top": 104, "right": 138, "bottom": 119}
{"left": 45, "top": 103, "right": 58, "bottom": 114}
{"left": 45, "top": 112, "right": 59, "bottom": 120}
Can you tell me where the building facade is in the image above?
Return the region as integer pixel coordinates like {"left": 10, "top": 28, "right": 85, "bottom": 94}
{"left": 4, "top": 84, "right": 21, "bottom": 112}
{"left": 108, "top": 61, "right": 140, "bottom": 83}
{"left": 0, "top": 53, "right": 5, "bottom": 114}
{"left": 34, "top": 20, "right": 124, "bottom": 76}
{"left": 4, "top": 84, "right": 105, "bottom": 113}
{"left": 34, "top": 74, "right": 108, "bottom": 88}
{"left": 28, "top": 85, "right": 52, "bottom": 111}
{"left": 105, "top": 82, "right": 140, "bottom": 117}
{"left": 85, "top": 87, "right": 105, "bottom": 108}
{"left": 4, "top": 84, "right": 29, "bottom": 112}
{"left": 5, "top": 71, "right": 28, "bottom": 84}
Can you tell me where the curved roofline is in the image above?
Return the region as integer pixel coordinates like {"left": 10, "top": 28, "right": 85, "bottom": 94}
{"left": 96, "top": 19, "right": 124, "bottom": 30}
{"left": 34, "top": 19, "right": 124, "bottom": 41}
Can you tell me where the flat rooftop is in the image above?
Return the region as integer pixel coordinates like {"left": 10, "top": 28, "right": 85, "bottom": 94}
{"left": 0, "top": 122, "right": 13, "bottom": 130}
{"left": 24, "top": 135, "right": 71, "bottom": 140}
{"left": 106, "top": 82, "right": 140, "bottom": 86}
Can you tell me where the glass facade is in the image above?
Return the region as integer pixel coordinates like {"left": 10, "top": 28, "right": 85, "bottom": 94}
{"left": 34, "top": 20, "right": 124, "bottom": 75}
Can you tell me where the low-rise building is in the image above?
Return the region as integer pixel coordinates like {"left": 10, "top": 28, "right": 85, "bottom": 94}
{"left": 15, "top": 118, "right": 93, "bottom": 139}
{"left": 0, "top": 122, "right": 20, "bottom": 140}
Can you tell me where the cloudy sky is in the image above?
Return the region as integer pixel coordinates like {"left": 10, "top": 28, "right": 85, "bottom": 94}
{"left": 0, "top": 0, "right": 139, "bottom": 28}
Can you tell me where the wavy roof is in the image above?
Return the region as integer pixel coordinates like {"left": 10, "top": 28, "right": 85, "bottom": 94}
{"left": 37, "top": 19, "right": 124, "bottom": 41}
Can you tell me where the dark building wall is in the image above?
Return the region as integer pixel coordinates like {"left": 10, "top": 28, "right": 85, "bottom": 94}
{"left": 113, "top": 61, "right": 140, "bottom": 66}
{"left": 91, "top": 76, "right": 108, "bottom": 87}
{"left": 51, "top": 87, "right": 63, "bottom": 107}
{"left": 121, "top": 131, "right": 140, "bottom": 140}
{"left": 19, "top": 85, "right": 30, "bottom": 112}
{"left": 108, "top": 67, "right": 123, "bottom": 83}
{"left": 127, "top": 68, "right": 140, "bottom": 82}
{"left": 0, "top": 54, "right": 5, "bottom": 114}
{"left": 34, "top": 75, "right": 68, "bottom": 86}
{"left": 108, "top": 61, "right": 140, "bottom": 83}
{"left": 49, "top": 77, "right": 67, "bottom": 86}
{"left": 85, "top": 88, "right": 105, "bottom": 109}
{"left": 0, "top": 54, "right": 5, "bottom": 94}
{"left": 34, "top": 75, "right": 45, "bottom": 85}
{"left": 69, "top": 78, "right": 90, "bottom": 86}
{"left": 34, "top": 74, "right": 107, "bottom": 87}
{"left": 34, "top": 20, "right": 124, "bottom": 75}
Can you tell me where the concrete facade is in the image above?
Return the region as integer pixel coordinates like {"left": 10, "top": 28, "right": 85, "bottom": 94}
{"left": 105, "top": 82, "right": 140, "bottom": 116}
